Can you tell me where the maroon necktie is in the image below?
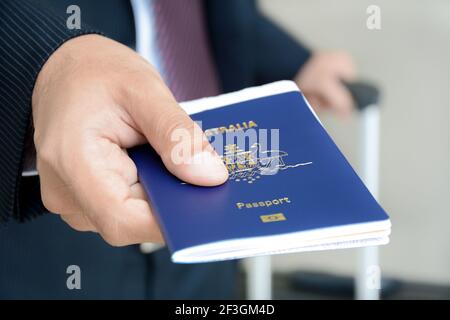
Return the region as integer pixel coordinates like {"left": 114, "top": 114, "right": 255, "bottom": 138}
{"left": 152, "top": 0, "right": 221, "bottom": 101}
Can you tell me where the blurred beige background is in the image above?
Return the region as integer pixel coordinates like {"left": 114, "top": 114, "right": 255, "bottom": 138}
{"left": 258, "top": 0, "right": 450, "bottom": 284}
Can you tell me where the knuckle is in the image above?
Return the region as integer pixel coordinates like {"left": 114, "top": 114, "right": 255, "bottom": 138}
{"left": 61, "top": 215, "right": 85, "bottom": 232}
{"left": 121, "top": 71, "right": 167, "bottom": 111}
{"left": 98, "top": 218, "right": 128, "bottom": 247}
{"left": 40, "top": 189, "right": 60, "bottom": 213}
{"left": 102, "top": 232, "right": 127, "bottom": 247}
{"left": 37, "top": 144, "right": 55, "bottom": 166}
{"left": 68, "top": 223, "right": 85, "bottom": 232}
{"left": 160, "top": 112, "right": 195, "bottom": 143}
{"left": 152, "top": 111, "right": 195, "bottom": 156}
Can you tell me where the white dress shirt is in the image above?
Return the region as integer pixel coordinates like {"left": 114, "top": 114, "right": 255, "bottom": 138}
{"left": 130, "top": 0, "right": 163, "bottom": 72}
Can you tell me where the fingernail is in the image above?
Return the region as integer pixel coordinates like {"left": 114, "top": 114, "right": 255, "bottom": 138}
{"left": 187, "top": 151, "right": 228, "bottom": 185}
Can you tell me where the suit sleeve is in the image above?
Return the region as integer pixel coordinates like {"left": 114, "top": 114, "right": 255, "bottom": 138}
{"left": 205, "top": 0, "right": 311, "bottom": 92}
{"left": 0, "top": 0, "right": 100, "bottom": 223}
{"left": 253, "top": 6, "right": 312, "bottom": 84}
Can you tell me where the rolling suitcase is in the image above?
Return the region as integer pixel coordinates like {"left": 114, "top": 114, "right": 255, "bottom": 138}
{"left": 245, "top": 81, "right": 383, "bottom": 300}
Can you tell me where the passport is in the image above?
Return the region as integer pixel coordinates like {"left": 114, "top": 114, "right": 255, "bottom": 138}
{"left": 129, "top": 81, "right": 391, "bottom": 263}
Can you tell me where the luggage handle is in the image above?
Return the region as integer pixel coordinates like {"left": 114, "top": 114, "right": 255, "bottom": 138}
{"left": 343, "top": 81, "right": 380, "bottom": 110}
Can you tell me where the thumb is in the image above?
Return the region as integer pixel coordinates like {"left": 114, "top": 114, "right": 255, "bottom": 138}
{"left": 125, "top": 78, "right": 228, "bottom": 186}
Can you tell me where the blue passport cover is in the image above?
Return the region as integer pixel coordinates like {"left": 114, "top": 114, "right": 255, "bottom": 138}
{"left": 129, "top": 85, "right": 389, "bottom": 262}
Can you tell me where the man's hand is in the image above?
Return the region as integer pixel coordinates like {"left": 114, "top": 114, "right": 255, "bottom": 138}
{"left": 295, "top": 51, "right": 356, "bottom": 118}
{"left": 32, "top": 35, "right": 228, "bottom": 246}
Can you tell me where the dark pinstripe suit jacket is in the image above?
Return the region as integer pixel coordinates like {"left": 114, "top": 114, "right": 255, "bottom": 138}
{"left": 0, "top": 0, "right": 310, "bottom": 299}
